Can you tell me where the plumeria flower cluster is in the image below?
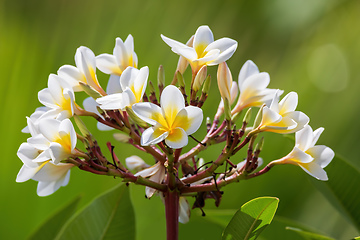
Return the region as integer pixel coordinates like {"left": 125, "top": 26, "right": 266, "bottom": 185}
{"left": 17, "top": 25, "right": 334, "bottom": 233}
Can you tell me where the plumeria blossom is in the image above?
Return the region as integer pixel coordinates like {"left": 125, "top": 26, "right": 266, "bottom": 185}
{"left": 135, "top": 161, "right": 166, "bottom": 198}
{"left": 255, "top": 91, "right": 309, "bottom": 134}
{"left": 58, "top": 46, "right": 105, "bottom": 95}
{"left": 161, "top": 25, "right": 237, "bottom": 74}
{"left": 132, "top": 85, "right": 203, "bottom": 149}
{"left": 17, "top": 118, "right": 75, "bottom": 196}
{"left": 96, "top": 35, "right": 138, "bottom": 94}
{"left": 38, "top": 74, "right": 79, "bottom": 120}
{"left": 96, "top": 66, "right": 149, "bottom": 110}
{"left": 28, "top": 118, "right": 77, "bottom": 164}
{"left": 16, "top": 158, "right": 73, "bottom": 196}
{"left": 270, "top": 125, "right": 334, "bottom": 180}
{"left": 232, "top": 60, "right": 282, "bottom": 115}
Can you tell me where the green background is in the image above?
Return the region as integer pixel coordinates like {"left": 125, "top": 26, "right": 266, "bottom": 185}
{"left": 1, "top": 0, "right": 359, "bottom": 239}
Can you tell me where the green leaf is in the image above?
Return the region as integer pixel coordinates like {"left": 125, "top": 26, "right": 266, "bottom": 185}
{"left": 310, "top": 155, "right": 360, "bottom": 231}
{"left": 28, "top": 196, "right": 81, "bottom": 240}
{"left": 286, "top": 227, "right": 335, "bottom": 240}
{"left": 352, "top": 237, "right": 360, "bottom": 240}
{"left": 222, "top": 197, "right": 279, "bottom": 240}
{"left": 56, "top": 183, "right": 135, "bottom": 240}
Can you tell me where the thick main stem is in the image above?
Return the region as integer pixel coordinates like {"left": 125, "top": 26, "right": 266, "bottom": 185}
{"left": 164, "top": 190, "right": 179, "bottom": 240}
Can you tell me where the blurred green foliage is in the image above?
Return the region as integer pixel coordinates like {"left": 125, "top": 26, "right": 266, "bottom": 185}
{"left": 1, "top": 0, "right": 359, "bottom": 239}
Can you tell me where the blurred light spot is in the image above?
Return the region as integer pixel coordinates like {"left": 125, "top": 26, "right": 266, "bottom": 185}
{"left": 307, "top": 44, "right": 348, "bottom": 92}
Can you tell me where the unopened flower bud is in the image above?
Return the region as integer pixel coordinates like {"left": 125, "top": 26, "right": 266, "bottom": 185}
{"left": 113, "top": 133, "right": 131, "bottom": 143}
{"left": 254, "top": 137, "right": 264, "bottom": 152}
{"left": 73, "top": 115, "right": 92, "bottom": 138}
{"left": 217, "top": 62, "right": 232, "bottom": 102}
{"left": 253, "top": 105, "right": 264, "bottom": 129}
{"left": 148, "top": 81, "right": 156, "bottom": 94}
{"left": 157, "top": 65, "right": 165, "bottom": 90}
{"left": 126, "top": 107, "right": 148, "bottom": 128}
{"left": 79, "top": 82, "right": 103, "bottom": 99}
{"left": 192, "top": 66, "right": 207, "bottom": 92}
{"left": 176, "top": 70, "right": 185, "bottom": 88}
{"left": 202, "top": 75, "right": 211, "bottom": 94}
{"left": 243, "top": 108, "right": 252, "bottom": 124}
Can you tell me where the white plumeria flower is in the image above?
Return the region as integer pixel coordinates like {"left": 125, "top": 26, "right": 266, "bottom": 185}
{"left": 17, "top": 119, "right": 74, "bottom": 196}
{"left": 132, "top": 85, "right": 203, "bottom": 149}
{"left": 38, "top": 74, "right": 79, "bottom": 120}
{"left": 232, "top": 60, "right": 282, "bottom": 114}
{"left": 270, "top": 125, "right": 334, "bottom": 180}
{"left": 58, "top": 46, "right": 105, "bottom": 95}
{"left": 16, "top": 157, "right": 73, "bottom": 196}
{"left": 161, "top": 25, "right": 237, "bottom": 74}
{"left": 255, "top": 91, "right": 309, "bottom": 134}
{"left": 96, "top": 35, "right": 138, "bottom": 93}
{"left": 29, "top": 118, "right": 77, "bottom": 164}
{"left": 96, "top": 66, "right": 149, "bottom": 110}
{"left": 135, "top": 162, "right": 166, "bottom": 198}
{"left": 125, "top": 155, "right": 150, "bottom": 172}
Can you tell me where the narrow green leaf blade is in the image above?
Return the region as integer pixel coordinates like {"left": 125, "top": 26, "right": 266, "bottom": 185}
{"left": 28, "top": 196, "right": 81, "bottom": 240}
{"left": 286, "top": 227, "right": 335, "bottom": 240}
{"left": 310, "top": 155, "right": 360, "bottom": 231}
{"left": 56, "top": 183, "right": 135, "bottom": 240}
{"left": 222, "top": 196, "right": 279, "bottom": 240}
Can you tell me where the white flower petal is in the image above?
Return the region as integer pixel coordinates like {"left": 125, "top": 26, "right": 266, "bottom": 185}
{"left": 49, "top": 142, "right": 68, "bottom": 164}
{"left": 208, "top": 42, "right": 237, "bottom": 65}
{"left": 178, "top": 197, "right": 190, "bottom": 224}
{"left": 165, "top": 127, "right": 188, "bottom": 149}
{"left": 173, "top": 106, "right": 203, "bottom": 135}
{"left": 27, "top": 135, "right": 51, "bottom": 150}
{"left": 161, "top": 34, "right": 189, "bottom": 50}
{"left": 57, "top": 65, "right": 84, "bottom": 92}
{"left": 16, "top": 164, "right": 39, "bottom": 182}
{"left": 38, "top": 88, "right": 58, "bottom": 109}
{"left": 160, "top": 85, "right": 185, "bottom": 124}
{"left": 307, "top": 145, "right": 334, "bottom": 168}
{"left": 96, "top": 54, "right": 120, "bottom": 75}
{"left": 140, "top": 126, "right": 169, "bottom": 146}
{"left": 299, "top": 162, "right": 328, "bottom": 181}
{"left": 295, "top": 125, "right": 313, "bottom": 151}
{"left": 193, "top": 25, "right": 214, "bottom": 51}
{"left": 172, "top": 47, "right": 198, "bottom": 62}
{"left": 83, "top": 97, "right": 101, "bottom": 116}
{"left": 17, "top": 143, "right": 41, "bottom": 167}
{"left": 238, "top": 60, "right": 260, "bottom": 87}
{"left": 97, "top": 122, "right": 114, "bottom": 131}
{"left": 311, "top": 127, "right": 325, "bottom": 148}
{"left": 38, "top": 118, "right": 61, "bottom": 142}
{"left": 132, "top": 102, "right": 166, "bottom": 126}
{"left": 286, "top": 147, "right": 313, "bottom": 163}
{"left": 279, "top": 92, "right": 298, "bottom": 115}
{"left": 106, "top": 75, "right": 122, "bottom": 94}
{"left": 135, "top": 162, "right": 160, "bottom": 177}
{"left": 261, "top": 107, "right": 282, "bottom": 126}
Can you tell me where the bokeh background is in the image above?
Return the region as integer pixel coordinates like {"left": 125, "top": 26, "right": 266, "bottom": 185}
{"left": 1, "top": 0, "right": 359, "bottom": 239}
